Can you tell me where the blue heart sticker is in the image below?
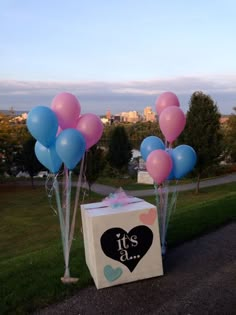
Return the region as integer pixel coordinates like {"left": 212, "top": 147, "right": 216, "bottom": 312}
{"left": 104, "top": 265, "right": 123, "bottom": 282}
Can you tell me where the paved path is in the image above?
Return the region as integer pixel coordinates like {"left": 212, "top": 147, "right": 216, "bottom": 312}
{"left": 5, "top": 173, "right": 236, "bottom": 196}
{"left": 35, "top": 222, "right": 236, "bottom": 315}
{"left": 89, "top": 173, "right": 236, "bottom": 196}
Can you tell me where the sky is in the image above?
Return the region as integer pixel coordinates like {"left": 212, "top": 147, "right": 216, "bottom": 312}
{"left": 0, "top": 0, "right": 236, "bottom": 115}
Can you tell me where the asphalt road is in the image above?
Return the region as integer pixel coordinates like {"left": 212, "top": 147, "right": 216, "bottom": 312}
{"left": 35, "top": 222, "right": 236, "bottom": 315}
{"left": 88, "top": 173, "right": 236, "bottom": 196}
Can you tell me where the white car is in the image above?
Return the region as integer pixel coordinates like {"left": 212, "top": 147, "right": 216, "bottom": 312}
{"left": 35, "top": 171, "right": 49, "bottom": 178}
{"left": 16, "top": 171, "right": 30, "bottom": 178}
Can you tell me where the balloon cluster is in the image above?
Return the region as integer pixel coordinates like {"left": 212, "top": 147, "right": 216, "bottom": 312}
{"left": 141, "top": 92, "right": 197, "bottom": 256}
{"left": 26, "top": 92, "right": 104, "bottom": 173}
{"left": 26, "top": 92, "right": 104, "bottom": 282}
{"left": 140, "top": 92, "right": 197, "bottom": 185}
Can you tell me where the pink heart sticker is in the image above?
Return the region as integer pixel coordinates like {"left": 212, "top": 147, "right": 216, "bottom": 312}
{"left": 139, "top": 208, "right": 157, "bottom": 225}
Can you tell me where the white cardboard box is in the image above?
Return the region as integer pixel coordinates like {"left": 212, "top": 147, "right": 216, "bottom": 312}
{"left": 81, "top": 197, "right": 163, "bottom": 289}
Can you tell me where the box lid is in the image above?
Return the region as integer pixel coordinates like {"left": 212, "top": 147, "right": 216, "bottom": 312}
{"left": 81, "top": 198, "right": 156, "bottom": 217}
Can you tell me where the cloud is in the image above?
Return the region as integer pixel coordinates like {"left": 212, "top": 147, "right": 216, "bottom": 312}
{"left": 0, "top": 75, "right": 235, "bottom": 115}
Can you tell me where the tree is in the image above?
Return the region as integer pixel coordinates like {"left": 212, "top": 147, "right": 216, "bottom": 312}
{"left": 84, "top": 145, "right": 106, "bottom": 193}
{"left": 99, "top": 121, "right": 162, "bottom": 150}
{"left": 0, "top": 113, "right": 29, "bottom": 175}
{"left": 107, "top": 126, "right": 133, "bottom": 174}
{"left": 22, "top": 137, "right": 43, "bottom": 186}
{"left": 126, "top": 121, "right": 162, "bottom": 149}
{"left": 224, "top": 107, "right": 236, "bottom": 162}
{"left": 179, "top": 91, "right": 223, "bottom": 193}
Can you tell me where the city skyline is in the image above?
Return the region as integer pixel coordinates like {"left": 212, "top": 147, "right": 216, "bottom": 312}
{"left": 1, "top": 1, "right": 236, "bottom": 115}
{"left": 0, "top": 76, "right": 235, "bottom": 116}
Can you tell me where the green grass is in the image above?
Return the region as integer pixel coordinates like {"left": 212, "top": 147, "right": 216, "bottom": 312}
{"left": 167, "top": 194, "right": 236, "bottom": 246}
{"left": 1, "top": 240, "right": 92, "bottom": 315}
{"left": 0, "top": 185, "right": 100, "bottom": 314}
{"left": 144, "top": 183, "right": 236, "bottom": 246}
{"left": 0, "top": 181, "right": 236, "bottom": 314}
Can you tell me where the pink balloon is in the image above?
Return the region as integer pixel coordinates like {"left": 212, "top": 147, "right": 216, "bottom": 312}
{"left": 155, "top": 92, "right": 180, "bottom": 116}
{"left": 51, "top": 92, "right": 81, "bottom": 129}
{"left": 146, "top": 150, "right": 173, "bottom": 185}
{"left": 159, "top": 106, "right": 186, "bottom": 143}
{"left": 76, "top": 113, "right": 104, "bottom": 150}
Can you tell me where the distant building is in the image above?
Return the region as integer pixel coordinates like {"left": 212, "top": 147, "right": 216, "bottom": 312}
{"left": 106, "top": 109, "right": 111, "bottom": 120}
{"left": 101, "top": 117, "right": 109, "bottom": 124}
{"left": 102, "top": 106, "right": 159, "bottom": 124}
{"left": 120, "top": 111, "right": 140, "bottom": 123}
{"left": 9, "top": 113, "right": 28, "bottom": 124}
{"left": 113, "top": 115, "right": 121, "bottom": 123}
{"left": 220, "top": 116, "right": 229, "bottom": 124}
{"left": 143, "top": 106, "right": 156, "bottom": 122}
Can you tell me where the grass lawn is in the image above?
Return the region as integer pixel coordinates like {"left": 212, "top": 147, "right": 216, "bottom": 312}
{"left": 145, "top": 183, "right": 236, "bottom": 246}
{"left": 0, "top": 181, "right": 236, "bottom": 314}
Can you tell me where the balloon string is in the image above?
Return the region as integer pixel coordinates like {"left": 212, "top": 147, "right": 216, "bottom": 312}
{"left": 53, "top": 176, "right": 66, "bottom": 259}
{"left": 62, "top": 165, "right": 69, "bottom": 217}
{"left": 69, "top": 154, "right": 85, "bottom": 250}
{"left": 154, "top": 183, "right": 164, "bottom": 248}
{"left": 78, "top": 151, "right": 89, "bottom": 205}
{"left": 165, "top": 182, "right": 178, "bottom": 240}
{"left": 64, "top": 169, "right": 72, "bottom": 278}
{"left": 162, "top": 182, "right": 168, "bottom": 254}
{"left": 155, "top": 181, "right": 169, "bottom": 255}
{"left": 45, "top": 173, "right": 57, "bottom": 215}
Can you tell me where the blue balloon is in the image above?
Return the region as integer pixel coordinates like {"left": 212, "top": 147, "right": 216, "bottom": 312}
{"left": 140, "top": 136, "right": 165, "bottom": 161}
{"left": 35, "top": 141, "right": 62, "bottom": 173}
{"left": 172, "top": 145, "right": 197, "bottom": 179}
{"left": 56, "top": 128, "right": 86, "bottom": 170}
{"left": 27, "top": 106, "right": 58, "bottom": 148}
